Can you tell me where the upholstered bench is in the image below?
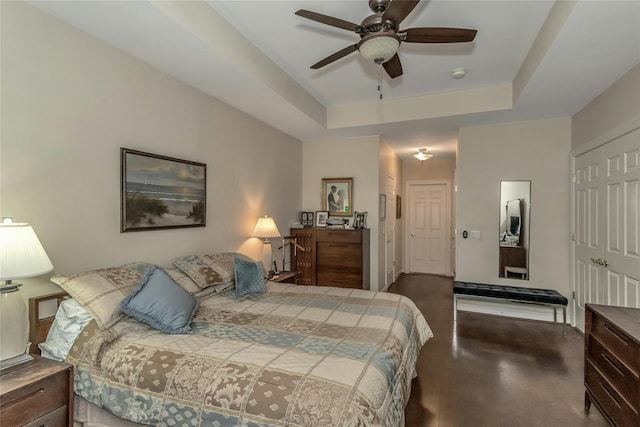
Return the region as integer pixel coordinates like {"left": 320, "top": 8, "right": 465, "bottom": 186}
{"left": 453, "top": 281, "right": 569, "bottom": 334}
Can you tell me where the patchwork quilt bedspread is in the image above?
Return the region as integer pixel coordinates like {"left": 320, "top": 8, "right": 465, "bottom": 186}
{"left": 67, "top": 283, "right": 433, "bottom": 426}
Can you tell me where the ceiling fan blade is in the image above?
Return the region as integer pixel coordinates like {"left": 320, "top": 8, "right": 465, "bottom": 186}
{"left": 403, "top": 27, "right": 477, "bottom": 43}
{"left": 383, "top": 54, "right": 403, "bottom": 79}
{"left": 311, "top": 44, "right": 359, "bottom": 69}
{"left": 382, "top": 0, "right": 420, "bottom": 26}
{"left": 295, "top": 10, "right": 363, "bottom": 33}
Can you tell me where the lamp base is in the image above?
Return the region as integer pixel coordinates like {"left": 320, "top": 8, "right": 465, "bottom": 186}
{"left": 0, "top": 351, "right": 33, "bottom": 372}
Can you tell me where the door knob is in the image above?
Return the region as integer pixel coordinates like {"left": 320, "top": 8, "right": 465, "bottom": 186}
{"left": 411, "top": 233, "right": 415, "bottom": 237}
{"left": 590, "top": 257, "right": 608, "bottom": 267}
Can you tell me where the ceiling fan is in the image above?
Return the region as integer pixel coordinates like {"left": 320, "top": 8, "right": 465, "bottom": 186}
{"left": 295, "top": 0, "right": 477, "bottom": 79}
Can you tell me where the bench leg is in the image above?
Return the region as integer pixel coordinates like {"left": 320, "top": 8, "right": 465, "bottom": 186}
{"left": 453, "top": 295, "right": 457, "bottom": 322}
{"left": 563, "top": 307, "right": 566, "bottom": 336}
{"left": 553, "top": 307, "right": 557, "bottom": 324}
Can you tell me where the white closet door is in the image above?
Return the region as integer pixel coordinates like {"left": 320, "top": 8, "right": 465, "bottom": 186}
{"left": 573, "top": 128, "right": 640, "bottom": 332}
{"left": 574, "top": 147, "right": 604, "bottom": 331}
{"left": 602, "top": 130, "right": 639, "bottom": 308}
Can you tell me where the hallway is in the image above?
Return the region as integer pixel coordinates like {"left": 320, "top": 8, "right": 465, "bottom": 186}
{"left": 389, "top": 274, "right": 608, "bottom": 427}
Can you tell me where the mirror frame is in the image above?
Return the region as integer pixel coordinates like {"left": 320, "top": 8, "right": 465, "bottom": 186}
{"left": 499, "top": 180, "right": 530, "bottom": 280}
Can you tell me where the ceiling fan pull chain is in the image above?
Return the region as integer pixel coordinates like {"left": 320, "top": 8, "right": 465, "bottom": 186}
{"left": 378, "top": 63, "right": 383, "bottom": 100}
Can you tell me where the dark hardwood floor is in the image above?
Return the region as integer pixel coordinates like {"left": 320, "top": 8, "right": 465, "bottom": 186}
{"left": 389, "top": 274, "right": 609, "bottom": 427}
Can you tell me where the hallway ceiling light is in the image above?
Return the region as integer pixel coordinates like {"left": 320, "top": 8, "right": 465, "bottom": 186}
{"left": 413, "top": 148, "right": 433, "bottom": 161}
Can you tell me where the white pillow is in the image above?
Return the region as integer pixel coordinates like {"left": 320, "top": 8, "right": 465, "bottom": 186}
{"left": 39, "top": 298, "right": 93, "bottom": 361}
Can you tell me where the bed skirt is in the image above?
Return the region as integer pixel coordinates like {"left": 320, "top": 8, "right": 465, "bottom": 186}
{"left": 73, "top": 394, "right": 406, "bottom": 427}
{"left": 74, "top": 396, "right": 142, "bottom": 427}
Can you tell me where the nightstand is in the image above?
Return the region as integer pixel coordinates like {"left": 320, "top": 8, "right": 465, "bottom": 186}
{"left": 0, "top": 355, "right": 73, "bottom": 426}
{"left": 270, "top": 271, "right": 302, "bottom": 284}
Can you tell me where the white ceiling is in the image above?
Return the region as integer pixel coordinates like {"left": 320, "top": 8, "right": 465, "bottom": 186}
{"left": 29, "top": 0, "right": 640, "bottom": 159}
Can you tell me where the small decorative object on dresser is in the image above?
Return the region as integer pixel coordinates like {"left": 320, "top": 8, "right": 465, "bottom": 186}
{"left": 584, "top": 304, "right": 639, "bottom": 426}
{"left": 0, "top": 354, "right": 73, "bottom": 426}
{"left": 353, "top": 211, "right": 368, "bottom": 229}
{"left": 300, "top": 211, "right": 314, "bottom": 227}
{"left": 315, "top": 211, "right": 328, "bottom": 227}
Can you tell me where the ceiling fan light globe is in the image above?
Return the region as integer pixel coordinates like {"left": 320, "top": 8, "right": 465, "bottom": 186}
{"left": 358, "top": 34, "right": 400, "bottom": 63}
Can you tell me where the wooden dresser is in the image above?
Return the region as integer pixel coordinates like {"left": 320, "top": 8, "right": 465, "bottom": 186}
{"left": 290, "top": 228, "right": 370, "bottom": 289}
{"left": 498, "top": 245, "right": 527, "bottom": 277}
{"left": 584, "top": 304, "right": 639, "bottom": 426}
{"left": 0, "top": 355, "right": 73, "bottom": 426}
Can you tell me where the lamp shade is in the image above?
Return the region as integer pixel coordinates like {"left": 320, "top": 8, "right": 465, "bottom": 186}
{"left": 0, "top": 221, "right": 54, "bottom": 281}
{"left": 252, "top": 216, "right": 281, "bottom": 240}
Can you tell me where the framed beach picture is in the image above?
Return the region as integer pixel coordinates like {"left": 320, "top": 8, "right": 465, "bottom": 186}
{"left": 121, "top": 148, "right": 206, "bottom": 232}
{"left": 322, "top": 177, "right": 353, "bottom": 217}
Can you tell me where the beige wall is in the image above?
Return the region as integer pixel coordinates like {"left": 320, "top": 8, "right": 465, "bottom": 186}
{"left": 302, "top": 136, "right": 381, "bottom": 290}
{"left": 572, "top": 64, "right": 640, "bottom": 150}
{"left": 403, "top": 157, "right": 456, "bottom": 275}
{"left": 1, "top": 2, "right": 302, "bottom": 297}
{"left": 457, "top": 118, "right": 572, "bottom": 321}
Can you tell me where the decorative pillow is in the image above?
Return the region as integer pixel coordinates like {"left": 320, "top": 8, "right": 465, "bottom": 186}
{"left": 234, "top": 258, "right": 266, "bottom": 296}
{"left": 166, "top": 267, "right": 219, "bottom": 299}
{"left": 51, "top": 262, "right": 151, "bottom": 330}
{"left": 172, "top": 253, "right": 235, "bottom": 292}
{"left": 39, "top": 298, "right": 93, "bottom": 361}
{"left": 120, "top": 266, "right": 198, "bottom": 334}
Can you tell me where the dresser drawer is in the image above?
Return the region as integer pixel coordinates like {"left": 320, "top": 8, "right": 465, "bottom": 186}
{"left": 591, "top": 312, "right": 640, "bottom": 376}
{"left": 316, "top": 230, "right": 361, "bottom": 243}
{"left": 317, "top": 243, "right": 361, "bottom": 267}
{"left": 586, "top": 361, "right": 639, "bottom": 426}
{"left": 317, "top": 270, "right": 362, "bottom": 288}
{"left": 0, "top": 370, "right": 68, "bottom": 426}
{"left": 589, "top": 335, "right": 639, "bottom": 409}
{"left": 23, "top": 405, "right": 68, "bottom": 427}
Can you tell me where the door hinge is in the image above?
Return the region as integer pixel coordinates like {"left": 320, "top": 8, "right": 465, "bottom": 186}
{"left": 571, "top": 174, "right": 577, "bottom": 183}
{"left": 572, "top": 291, "right": 576, "bottom": 299}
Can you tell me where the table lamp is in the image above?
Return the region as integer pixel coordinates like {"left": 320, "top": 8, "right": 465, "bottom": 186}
{"left": 252, "top": 215, "right": 281, "bottom": 276}
{"left": 0, "top": 218, "right": 54, "bottom": 370}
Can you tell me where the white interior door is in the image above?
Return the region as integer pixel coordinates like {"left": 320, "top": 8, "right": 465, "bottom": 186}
{"left": 602, "top": 130, "right": 639, "bottom": 308}
{"left": 385, "top": 175, "right": 395, "bottom": 289}
{"left": 407, "top": 181, "right": 449, "bottom": 275}
{"left": 573, "top": 128, "right": 640, "bottom": 332}
{"left": 574, "top": 147, "right": 604, "bottom": 331}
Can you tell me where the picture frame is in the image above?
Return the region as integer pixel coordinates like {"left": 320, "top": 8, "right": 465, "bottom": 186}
{"left": 379, "top": 193, "right": 386, "bottom": 220}
{"left": 121, "top": 148, "right": 206, "bottom": 232}
{"left": 301, "top": 211, "right": 314, "bottom": 227}
{"left": 322, "top": 177, "right": 353, "bottom": 217}
{"left": 354, "top": 211, "right": 368, "bottom": 229}
{"left": 315, "top": 211, "right": 329, "bottom": 228}
{"left": 396, "top": 195, "right": 402, "bottom": 219}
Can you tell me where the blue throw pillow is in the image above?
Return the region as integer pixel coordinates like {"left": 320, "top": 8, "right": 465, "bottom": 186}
{"left": 120, "top": 265, "right": 199, "bottom": 334}
{"left": 234, "top": 257, "right": 266, "bottom": 296}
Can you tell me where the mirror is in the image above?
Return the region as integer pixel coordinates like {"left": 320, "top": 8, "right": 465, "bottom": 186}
{"left": 499, "top": 181, "right": 530, "bottom": 280}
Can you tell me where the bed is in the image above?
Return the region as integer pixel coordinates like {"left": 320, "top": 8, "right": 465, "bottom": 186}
{"left": 29, "top": 254, "right": 433, "bottom": 427}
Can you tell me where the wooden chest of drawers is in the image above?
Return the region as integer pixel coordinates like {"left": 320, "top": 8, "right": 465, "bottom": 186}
{"left": 0, "top": 355, "right": 73, "bottom": 427}
{"left": 585, "top": 304, "right": 640, "bottom": 426}
{"left": 291, "top": 228, "right": 370, "bottom": 289}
